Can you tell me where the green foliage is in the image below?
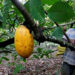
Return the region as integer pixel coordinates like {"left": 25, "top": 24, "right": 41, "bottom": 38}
{"left": 34, "top": 40, "right": 38, "bottom": 46}
{"left": 2, "top": 56, "right": 9, "bottom": 61}
{"left": 0, "top": 1, "right": 3, "bottom": 9}
{"left": 0, "top": 28, "right": 15, "bottom": 42}
{"left": 13, "top": 64, "right": 25, "bottom": 75}
{"left": 0, "top": 0, "right": 75, "bottom": 37}
{"left": 52, "top": 27, "right": 64, "bottom": 39}
{"left": 0, "top": 58, "right": 2, "bottom": 64}
{"left": 37, "top": 47, "right": 42, "bottom": 53}
{"left": 24, "top": 0, "right": 45, "bottom": 23}
{"left": 48, "top": 1, "right": 74, "bottom": 23}
{"left": 33, "top": 48, "right": 54, "bottom": 59}
{"left": 14, "top": 7, "right": 24, "bottom": 22}
{"left": 24, "top": 1, "right": 30, "bottom": 12}
{"left": 2, "top": 0, "right": 11, "bottom": 27}
{"left": 18, "top": 57, "right": 27, "bottom": 63}
{"left": 0, "top": 56, "right": 9, "bottom": 64}
{"left": 0, "top": 10, "right": 3, "bottom": 22}
{"left": 0, "top": 38, "right": 5, "bottom": 42}
{"left": 8, "top": 62, "right": 15, "bottom": 66}
{"left": 29, "top": 0, "right": 45, "bottom": 23}
{"left": 41, "top": 0, "right": 59, "bottom": 5}
{"left": 22, "top": 58, "right": 27, "bottom": 62}
{"left": 0, "top": 0, "right": 75, "bottom": 30}
{"left": 33, "top": 55, "right": 39, "bottom": 59}
{"left": 13, "top": 54, "right": 18, "bottom": 61}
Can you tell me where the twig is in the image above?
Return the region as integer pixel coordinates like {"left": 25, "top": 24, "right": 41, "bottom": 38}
{"left": 42, "top": 21, "right": 75, "bottom": 31}
{"left": 60, "top": 21, "right": 75, "bottom": 26}
{"left": 0, "top": 50, "right": 11, "bottom": 53}
{"left": 0, "top": 49, "right": 15, "bottom": 53}
{"left": 54, "top": 22, "right": 71, "bottom": 43}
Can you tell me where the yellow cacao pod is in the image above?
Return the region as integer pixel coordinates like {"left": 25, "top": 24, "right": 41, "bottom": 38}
{"left": 14, "top": 25, "right": 34, "bottom": 58}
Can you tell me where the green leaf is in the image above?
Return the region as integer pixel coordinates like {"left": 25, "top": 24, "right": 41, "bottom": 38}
{"left": 41, "top": 0, "right": 59, "bottom": 5}
{"left": 8, "top": 62, "right": 15, "bottom": 66}
{"left": 13, "top": 64, "right": 24, "bottom": 75}
{"left": 24, "top": 1, "right": 30, "bottom": 12}
{"left": 14, "top": 6, "right": 24, "bottom": 22}
{"left": 46, "top": 54, "right": 49, "bottom": 58}
{"left": 52, "top": 27, "right": 64, "bottom": 39}
{"left": 0, "top": 58, "right": 2, "bottom": 64}
{"left": 42, "top": 50, "right": 46, "bottom": 55}
{"left": 14, "top": 54, "right": 17, "bottom": 61}
{"left": 22, "top": 58, "right": 26, "bottom": 62}
{"left": 40, "top": 54, "right": 44, "bottom": 58}
{"left": 33, "top": 55, "right": 39, "bottom": 59}
{"left": 2, "top": 0, "right": 11, "bottom": 27}
{"left": 37, "top": 48, "right": 43, "bottom": 53}
{"left": 0, "top": 10, "right": 3, "bottom": 22}
{"left": 0, "top": 38, "right": 5, "bottom": 42}
{"left": 2, "top": 57, "right": 9, "bottom": 61}
{"left": 48, "top": 1, "right": 74, "bottom": 23}
{"left": 29, "top": 0, "right": 45, "bottom": 23}
{"left": 47, "top": 49, "right": 54, "bottom": 53}
{"left": 0, "top": 56, "right": 9, "bottom": 64}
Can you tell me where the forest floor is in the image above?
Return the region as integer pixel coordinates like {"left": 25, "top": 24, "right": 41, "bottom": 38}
{"left": 0, "top": 42, "right": 63, "bottom": 75}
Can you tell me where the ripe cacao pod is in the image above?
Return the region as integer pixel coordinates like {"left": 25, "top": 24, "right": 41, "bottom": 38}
{"left": 14, "top": 25, "right": 34, "bottom": 58}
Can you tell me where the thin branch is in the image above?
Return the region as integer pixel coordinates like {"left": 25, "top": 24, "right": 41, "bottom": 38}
{"left": 60, "top": 21, "right": 75, "bottom": 26}
{"left": 0, "top": 49, "right": 15, "bottom": 53}
{"left": 0, "top": 50, "right": 11, "bottom": 53}
{"left": 55, "top": 22, "right": 71, "bottom": 43}
{"left": 42, "top": 21, "right": 75, "bottom": 31}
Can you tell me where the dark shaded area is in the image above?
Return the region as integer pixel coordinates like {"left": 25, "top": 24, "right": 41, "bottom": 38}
{"left": 0, "top": 38, "right": 14, "bottom": 47}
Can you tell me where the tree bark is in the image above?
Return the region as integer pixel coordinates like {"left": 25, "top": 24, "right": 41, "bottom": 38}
{"left": 0, "top": 38, "right": 14, "bottom": 47}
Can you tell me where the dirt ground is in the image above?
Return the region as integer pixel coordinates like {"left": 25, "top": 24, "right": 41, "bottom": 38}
{"left": 0, "top": 54, "right": 63, "bottom": 75}
{"left": 0, "top": 43, "right": 63, "bottom": 75}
